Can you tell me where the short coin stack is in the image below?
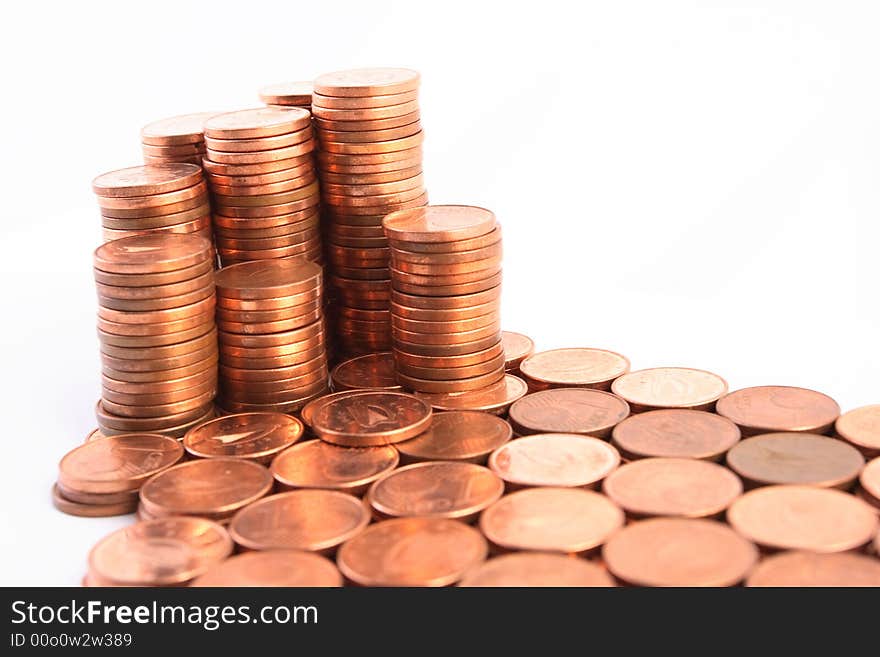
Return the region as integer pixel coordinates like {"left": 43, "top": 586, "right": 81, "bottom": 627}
{"left": 92, "top": 164, "right": 212, "bottom": 244}
{"left": 141, "top": 112, "right": 218, "bottom": 166}
{"left": 202, "top": 108, "right": 321, "bottom": 267}
{"left": 383, "top": 205, "right": 504, "bottom": 393}
{"left": 94, "top": 234, "right": 218, "bottom": 437}
{"left": 312, "top": 68, "right": 427, "bottom": 356}
{"left": 214, "top": 257, "right": 329, "bottom": 413}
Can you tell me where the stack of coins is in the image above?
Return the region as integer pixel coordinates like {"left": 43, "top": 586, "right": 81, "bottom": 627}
{"left": 141, "top": 112, "right": 218, "bottom": 166}
{"left": 259, "top": 81, "right": 313, "bottom": 109}
{"left": 94, "top": 234, "right": 218, "bottom": 436}
{"left": 92, "top": 164, "right": 212, "bottom": 243}
{"left": 215, "top": 258, "right": 329, "bottom": 412}
{"left": 312, "top": 68, "right": 427, "bottom": 356}
{"left": 383, "top": 205, "right": 503, "bottom": 393}
{"left": 202, "top": 108, "right": 321, "bottom": 267}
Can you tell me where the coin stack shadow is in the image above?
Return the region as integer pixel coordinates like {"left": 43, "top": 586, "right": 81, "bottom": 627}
{"left": 141, "top": 112, "right": 218, "bottom": 167}
{"left": 201, "top": 108, "right": 322, "bottom": 267}
{"left": 92, "top": 163, "right": 213, "bottom": 244}
{"left": 94, "top": 233, "right": 218, "bottom": 437}
{"left": 311, "top": 68, "right": 427, "bottom": 357}
{"left": 214, "top": 258, "right": 330, "bottom": 413}
{"left": 384, "top": 205, "right": 505, "bottom": 393}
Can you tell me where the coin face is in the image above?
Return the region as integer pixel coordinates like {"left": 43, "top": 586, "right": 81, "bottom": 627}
{"left": 92, "top": 163, "right": 202, "bottom": 197}
{"left": 479, "top": 487, "right": 624, "bottom": 553}
{"left": 508, "top": 388, "right": 630, "bottom": 438}
{"left": 458, "top": 552, "right": 615, "bottom": 587}
{"left": 204, "top": 107, "right": 311, "bottom": 139}
{"left": 191, "top": 550, "right": 342, "bottom": 587}
{"left": 746, "top": 551, "right": 880, "bottom": 587}
{"left": 383, "top": 205, "right": 496, "bottom": 242}
{"left": 727, "top": 485, "right": 878, "bottom": 552}
{"left": 336, "top": 517, "right": 487, "bottom": 586}
{"left": 488, "top": 433, "right": 620, "bottom": 488}
{"left": 520, "top": 348, "right": 630, "bottom": 390}
{"left": 183, "top": 412, "right": 304, "bottom": 463}
{"left": 716, "top": 386, "right": 840, "bottom": 435}
{"left": 331, "top": 352, "right": 401, "bottom": 390}
{"left": 602, "top": 518, "right": 757, "bottom": 587}
{"left": 215, "top": 257, "right": 322, "bottom": 299}
{"left": 368, "top": 461, "right": 504, "bottom": 521}
{"left": 229, "top": 489, "right": 369, "bottom": 553}
{"left": 141, "top": 112, "right": 219, "bottom": 145}
{"left": 314, "top": 68, "right": 420, "bottom": 97}
{"left": 309, "top": 391, "right": 432, "bottom": 446}
{"left": 835, "top": 405, "right": 880, "bottom": 456}
{"left": 611, "top": 409, "right": 741, "bottom": 460}
{"left": 395, "top": 411, "right": 512, "bottom": 463}
{"left": 725, "top": 433, "right": 864, "bottom": 488}
{"left": 602, "top": 457, "right": 743, "bottom": 517}
{"left": 93, "top": 233, "right": 212, "bottom": 274}
{"left": 414, "top": 374, "right": 527, "bottom": 414}
{"left": 611, "top": 367, "right": 728, "bottom": 411}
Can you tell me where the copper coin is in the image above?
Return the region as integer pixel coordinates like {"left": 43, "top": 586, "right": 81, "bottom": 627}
{"left": 319, "top": 124, "right": 421, "bottom": 145}
{"left": 415, "top": 374, "right": 528, "bottom": 415}
{"left": 219, "top": 354, "right": 326, "bottom": 382}
{"left": 611, "top": 367, "right": 728, "bottom": 412}
{"left": 395, "top": 411, "right": 511, "bottom": 465}
{"left": 216, "top": 299, "right": 321, "bottom": 323}
{"left": 204, "top": 127, "right": 310, "bottom": 152}
{"left": 602, "top": 457, "right": 742, "bottom": 518}
{"left": 480, "top": 487, "right": 624, "bottom": 554}
{"left": 218, "top": 321, "right": 321, "bottom": 348}
{"left": 519, "top": 348, "right": 630, "bottom": 391}
{"left": 92, "top": 163, "right": 202, "bottom": 197}
{"left": 215, "top": 257, "right": 321, "bottom": 299}
{"left": 99, "top": 405, "right": 216, "bottom": 439}
{"left": 323, "top": 186, "right": 425, "bottom": 209}
{"left": 396, "top": 368, "right": 505, "bottom": 394}
{"left": 330, "top": 352, "right": 400, "bottom": 391}
{"left": 391, "top": 269, "right": 501, "bottom": 297}
{"left": 228, "top": 489, "right": 369, "bottom": 553}
{"left": 317, "top": 154, "right": 424, "bottom": 176}
{"left": 394, "top": 352, "right": 504, "bottom": 381}
{"left": 336, "top": 516, "right": 486, "bottom": 587}
{"left": 207, "top": 141, "right": 315, "bottom": 166}
{"left": 610, "top": 409, "right": 741, "bottom": 462}
{"left": 726, "top": 432, "right": 864, "bottom": 489}
{"left": 207, "top": 161, "right": 314, "bottom": 186}
{"left": 204, "top": 107, "right": 311, "bottom": 139}
{"left": 55, "top": 480, "right": 139, "bottom": 506}
{"left": 203, "top": 154, "right": 312, "bottom": 176}
{"left": 391, "top": 321, "right": 500, "bottom": 347}
{"left": 727, "top": 485, "right": 878, "bottom": 552}
{"left": 212, "top": 179, "right": 318, "bottom": 204}
{"left": 96, "top": 270, "right": 214, "bottom": 301}
{"left": 98, "top": 285, "right": 214, "bottom": 313}
{"left": 101, "top": 382, "right": 216, "bottom": 408}
{"left": 314, "top": 110, "right": 420, "bottom": 132}
{"left": 300, "top": 392, "right": 356, "bottom": 428}
{"left": 390, "top": 265, "right": 502, "bottom": 288}
{"left": 100, "top": 391, "right": 217, "bottom": 421}
{"left": 748, "top": 550, "right": 880, "bottom": 587}
{"left": 501, "top": 331, "right": 534, "bottom": 372}
{"left": 97, "top": 313, "right": 214, "bottom": 340}
{"left": 319, "top": 132, "right": 423, "bottom": 156}
{"left": 836, "top": 405, "right": 880, "bottom": 457}
{"left": 458, "top": 552, "right": 614, "bottom": 587}
{"left": 95, "top": 399, "right": 214, "bottom": 432}
{"left": 210, "top": 173, "right": 317, "bottom": 197}
{"left": 390, "top": 285, "right": 501, "bottom": 310}
{"left": 58, "top": 433, "right": 183, "bottom": 494}
{"left": 717, "top": 385, "right": 841, "bottom": 436}
{"left": 860, "top": 457, "right": 880, "bottom": 504}
{"left": 309, "top": 391, "right": 432, "bottom": 446}
{"left": 94, "top": 233, "right": 212, "bottom": 275}
{"left": 259, "top": 81, "right": 313, "bottom": 106}
{"left": 393, "top": 341, "right": 503, "bottom": 370}
{"left": 603, "top": 517, "right": 757, "bottom": 587}
{"left": 183, "top": 412, "right": 303, "bottom": 463}
{"left": 98, "top": 192, "right": 207, "bottom": 218}
{"left": 141, "top": 112, "right": 219, "bottom": 146}
{"left": 51, "top": 484, "right": 137, "bottom": 518}
{"left": 316, "top": 144, "right": 422, "bottom": 165}
{"left": 387, "top": 225, "right": 502, "bottom": 254}
{"left": 312, "top": 100, "right": 420, "bottom": 122}
{"left": 390, "top": 251, "right": 502, "bottom": 275}
{"left": 100, "top": 205, "right": 211, "bottom": 231}
{"left": 141, "top": 142, "right": 205, "bottom": 157}
{"left": 191, "top": 550, "right": 343, "bottom": 587}
{"left": 93, "top": 258, "right": 213, "bottom": 288}
{"left": 313, "top": 88, "right": 418, "bottom": 109}
{"left": 391, "top": 311, "right": 498, "bottom": 335}
{"left": 87, "top": 516, "right": 232, "bottom": 586}
{"left": 84, "top": 427, "right": 109, "bottom": 443}
{"left": 270, "top": 439, "right": 399, "bottom": 496}
{"left": 139, "top": 458, "right": 273, "bottom": 521}
{"left": 97, "top": 182, "right": 207, "bottom": 210}
{"left": 368, "top": 461, "right": 503, "bottom": 521}
{"left": 508, "top": 388, "right": 630, "bottom": 438}
{"left": 383, "top": 205, "right": 496, "bottom": 243}
{"left": 489, "top": 433, "right": 620, "bottom": 489}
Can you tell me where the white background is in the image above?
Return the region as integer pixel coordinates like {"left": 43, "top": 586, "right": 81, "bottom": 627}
{"left": 1, "top": 0, "right": 878, "bottom": 585}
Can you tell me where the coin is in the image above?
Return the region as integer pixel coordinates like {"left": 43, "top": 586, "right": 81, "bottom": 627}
{"left": 139, "top": 458, "right": 273, "bottom": 521}
{"left": 726, "top": 432, "right": 864, "bottom": 489}
{"left": 314, "top": 68, "right": 419, "bottom": 97}
{"left": 87, "top": 517, "right": 232, "bottom": 586}
{"left": 310, "top": 391, "right": 432, "bottom": 446}
{"left": 395, "top": 411, "right": 512, "bottom": 464}
{"left": 501, "top": 331, "right": 534, "bottom": 372}
{"left": 716, "top": 386, "right": 841, "bottom": 436}
{"left": 602, "top": 457, "right": 743, "bottom": 517}
{"left": 270, "top": 439, "right": 399, "bottom": 496}
{"left": 458, "top": 552, "right": 615, "bottom": 587}
{"left": 191, "top": 550, "right": 343, "bottom": 587}
{"left": 383, "top": 205, "right": 495, "bottom": 243}
{"left": 93, "top": 233, "right": 212, "bottom": 275}
{"left": 519, "top": 348, "right": 629, "bottom": 391}
{"left": 259, "top": 81, "right": 313, "bottom": 107}
{"left": 479, "top": 487, "right": 624, "bottom": 554}
{"left": 488, "top": 433, "right": 620, "bottom": 489}
{"left": 611, "top": 367, "right": 728, "bottom": 412}
{"left": 204, "top": 107, "right": 311, "bottom": 139}
{"left": 51, "top": 484, "right": 138, "bottom": 518}
{"left": 92, "top": 164, "right": 203, "bottom": 197}
{"left": 415, "top": 374, "right": 528, "bottom": 414}
{"left": 215, "top": 257, "right": 322, "bottom": 299}
{"left": 336, "top": 516, "right": 487, "bottom": 587}
{"left": 727, "top": 485, "right": 878, "bottom": 551}
{"left": 330, "top": 352, "right": 401, "bottom": 391}
{"left": 611, "top": 409, "right": 741, "bottom": 461}
{"left": 396, "top": 368, "right": 505, "bottom": 394}
{"left": 205, "top": 128, "right": 311, "bottom": 153}
{"left": 746, "top": 550, "right": 880, "bottom": 586}
{"left": 313, "top": 89, "right": 418, "bottom": 109}
{"left": 141, "top": 111, "right": 219, "bottom": 146}
{"left": 183, "top": 412, "right": 304, "bottom": 463}
{"left": 860, "top": 457, "right": 880, "bottom": 507}
{"left": 836, "top": 405, "right": 880, "bottom": 458}
{"left": 314, "top": 111, "right": 420, "bottom": 132}
{"left": 508, "top": 388, "right": 630, "bottom": 438}
{"left": 228, "top": 489, "right": 369, "bottom": 554}
{"left": 602, "top": 517, "right": 757, "bottom": 587}
{"left": 367, "top": 461, "right": 504, "bottom": 521}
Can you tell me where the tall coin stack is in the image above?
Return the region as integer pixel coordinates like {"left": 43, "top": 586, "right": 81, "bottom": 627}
{"left": 312, "top": 68, "right": 428, "bottom": 356}
{"left": 383, "top": 205, "right": 504, "bottom": 393}
{"left": 92, "top": 164, "right": 212, "bottom": 243}
{"left": 94, "top": 234, "right": 218, "bottom": 437}
{"left": 141, "top": 112, "right": 218, "bottom": 167}
{"left": 202, "top": 108, "right": 321, "bottom": 267}
{"left": 214, "top": 258, "right": 329, "bottom": 413}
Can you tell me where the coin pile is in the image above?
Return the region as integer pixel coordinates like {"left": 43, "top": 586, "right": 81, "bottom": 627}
{"left": 141, "top": 112, "right": 218, "bottom": 166}
{"left": 214, "top": 257, "right": 329, "bottom": 413}
{"left": 383, "top": 205, "right": 504, "bottom": 393}
{"left": 92, "top": 164, "right": 212, "bottom": 243}
{"left": 311, "top": 68, "right": 427, "bottom": 356}
{"left": 94, "top": 234, "right": 218, "bottom": 436}
{"left": 202, "top": 107, "right": 321, "bottom": 267}
{"left": 259, "top": 81, "right": 313, "bottom": 109}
